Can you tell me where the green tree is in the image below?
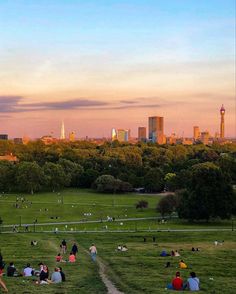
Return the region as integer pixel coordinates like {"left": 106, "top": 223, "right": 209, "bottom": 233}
{"left": 43, "top": 162, "right": 67, "bottom": 191}
{"left": 164, "top": 173, "right": 178, "bottom": 191}
{"left": 79, "top": 169, "right": 100, "bottom": 188}
{"left": 16, "top": 162, "right": 44, "bottom": 194}
{"left": 94, "top": 175, "right": 118, "bottom": 193}
{"left": 94, "top": 175, "right": 132, "bottom": 193}
{"left": 177, "top": 162, "right": 235, "bottom": 221}
{"left": 157, "top": 194, "right": 177, "bottom": 216}
{"left": 144, "top": 168, "right": 164, "bottom": 192}
{"left": 136, "top": 200, "right": 148, "bottom": 210}
{"left": 58, "top": 158, "right": 83, "bottom": 187}
{"left": 0, "top": 161, "right": 16, "bottom": 192}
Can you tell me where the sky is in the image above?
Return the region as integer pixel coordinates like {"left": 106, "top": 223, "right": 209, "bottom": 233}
{"left": 0, "top": 0, "right": 235, "bottom": 138}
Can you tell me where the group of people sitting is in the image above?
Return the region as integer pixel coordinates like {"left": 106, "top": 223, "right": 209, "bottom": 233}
{"left": 56, "top": 252, "right": 76, "bottom": 263}
{"left": 36, "top": 264, "right": 65, "bottom": 284}
{"left": 160, "top": 250, "right": 180, "bottom": 257}
{"left": 117, "top": 245, "right": 128, "bottom": 252}
{"left": 167, "top": 271, "right": 200, "bottom": 291}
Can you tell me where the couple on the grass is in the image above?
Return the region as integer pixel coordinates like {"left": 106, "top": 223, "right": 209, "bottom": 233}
{"left": 167, "top": 271, "right": 200, "bottom": 291}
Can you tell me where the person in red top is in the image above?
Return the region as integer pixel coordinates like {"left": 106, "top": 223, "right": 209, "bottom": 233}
{"left": 172, "top": 271, "right": 183, "bottom": 290}
{"left": 56, "top": 254, "right": 62, "bottom": 262}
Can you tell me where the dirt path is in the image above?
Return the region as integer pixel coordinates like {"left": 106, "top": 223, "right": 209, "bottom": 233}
{"left": 80, "top": 247, "right": 124, "bottom": 294}
{"left": 48, "top": 239, "right": 124, "bottom": 294}
{"left": 97, "top": 257, "right": 124, "bottom": 294}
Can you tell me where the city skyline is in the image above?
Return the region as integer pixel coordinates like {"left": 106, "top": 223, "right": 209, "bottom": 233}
{"left": 0, "top": 0, "right": 235, "bottom": 138}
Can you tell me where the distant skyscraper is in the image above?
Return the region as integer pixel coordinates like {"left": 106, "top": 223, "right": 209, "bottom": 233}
{"left": 168, "top": 133, "right": 177, "bottom": 144}
{"left": 138, "top": 127, "right": 146, "bottom": 142}
{"left": 117, "top": 129, "right": 130, "bottom": 142}
{"left": 148, "top": 116, "right": 164, "bottom": 144}
{"left": 69, "top": 131, "right": 75, "bottom": 142}
{"left": 60, "top": 121, "right": 65, "bottom": 140}
{"left": 200, "top": 131, "right": 209, "bottom": 145}
{"left": 111, "top": 128, "right": 117, "bottom": 141}
{"left": 0, "top": 134, "right": 8, "bottom": 140}
{"left": 193, "top": 126, "right": 200, "bottom": 140}
{"left": 220, "top": 105, "right": 225, "bottom": 138}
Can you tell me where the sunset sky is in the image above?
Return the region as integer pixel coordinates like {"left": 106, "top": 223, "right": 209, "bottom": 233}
{"left": 0, "top": 0, "right": 235, "bottom": 138}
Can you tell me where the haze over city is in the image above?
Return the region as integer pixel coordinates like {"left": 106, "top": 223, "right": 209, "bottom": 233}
{"left": 0, "top": 0, "right": 235, "bottom": 138}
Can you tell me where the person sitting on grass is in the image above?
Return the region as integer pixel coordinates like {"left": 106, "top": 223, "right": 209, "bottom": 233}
{"left": 187, "top": 272, "right": 200, "bottom": 291}
{"left": 69, "top": 252, "right": 76, "bottom": 263}
{"left": 117, "top": 245, "right": 122, "bottom": 251}
{"left": 167, "top": 271, "right": 183, "bottom": 291}
{"left": 23, "top": 263, "right": 34, "bottom": 277}
{"left": 0, "top": 277, "right": 8, "bottom": 292}
{"left": 7, "top": 262, "right": 17, "bottom": 277}
{"left": 39, "top": 265, "right": 49, "bottom": 284}
{"left": 50, "top": 268, "right": 62, "bottom": 284}
{"left": 56, "top": 253, "right": 63, "bottom": 262}
{"left": 179, "top": 260, "right": 188, "bottom": 269}
{"left": 174, "top": 250, "right": 180, "bottom": 257}
{"left": 121, "top": 245, "right": 128, "bottom": 252}
{"left": 58, "top": 267, "right": 65, "bottom": 282}
{"left": 160, "top": 250, "right": 170, "bottom": 257}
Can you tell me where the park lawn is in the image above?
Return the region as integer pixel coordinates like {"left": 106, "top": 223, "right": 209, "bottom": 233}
{"left": 0, "top": 189, "right": 233, "bottom": 232}
{"left": 78, "top": 231, "right": 236, "bottom": 294}
{"left": 0, "top": 189, "right": 162, "bottom": 225}
{"left": 0, "top": 233, "right": 106, "bottom": 294}
{"left": 0, "top": 231, "right": 235, "bottom": 293}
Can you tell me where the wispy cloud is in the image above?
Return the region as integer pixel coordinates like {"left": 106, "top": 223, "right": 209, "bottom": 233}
{"left": 0, "top": 96, "right": 108, "bottom": 113}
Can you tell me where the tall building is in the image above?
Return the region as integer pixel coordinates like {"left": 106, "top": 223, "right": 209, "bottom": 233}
{"left": 220, "top": 105, "right": 225, "bottom": 138}
{"left": 193, "top": 126, "right": 200, "bottom": 140}
{"left": 168, "top": 133, "right": 177, "bottom": 144}
{"left": 138, "top": 127, "right": 146, "bottom": 142}
{"left": 69, "top": 131, "right": 76, "bottom": 142}
{"left": 200, "top": 131, "right": 209, "bottom": 145}
{"left": 148, "top": 116, "right": 164, "bottom": 144}
{"left": 60, "top": 121, "right": 65, "bottom": 140}
{"left": 111, "top": 128, "right": 117, "bottom": 141}
{"left": 0, "top": 134, "right": 8, "bottom": 140}
{"left": 117, "top": 129, "right": 130, "bottom": 142}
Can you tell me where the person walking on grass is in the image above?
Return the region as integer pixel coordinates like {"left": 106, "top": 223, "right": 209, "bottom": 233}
{"left": 71, "top": 243, "right": 78, "bottom": 256}
{"left": 61, "top": 239, "right": 67, "bottom": 254}
{"left": 89, "top": 244, "right": 97, "bottom": 262}
{"left": 0, "top": 277, "right": 8, "bottom": 292}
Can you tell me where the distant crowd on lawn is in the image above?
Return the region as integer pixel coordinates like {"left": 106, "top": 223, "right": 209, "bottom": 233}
{"left": 0, "top": 239, "right": 98, "bottom": 291}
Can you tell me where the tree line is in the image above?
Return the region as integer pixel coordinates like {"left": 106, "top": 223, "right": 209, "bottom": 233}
{"left": 0, "top": 140, "right": 235, "bottom": 220}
